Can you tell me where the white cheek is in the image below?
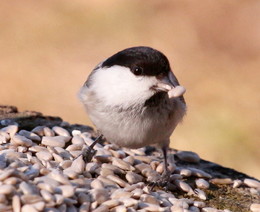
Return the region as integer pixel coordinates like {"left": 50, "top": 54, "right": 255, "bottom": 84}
{"left": 91, "top": 65, "right": 156, "bottom": 107}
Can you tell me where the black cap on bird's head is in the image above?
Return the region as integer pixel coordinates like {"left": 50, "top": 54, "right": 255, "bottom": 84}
{"left": 102, "top": 46, "right": 171, "bottom": 77}
{"left": 83, "top": 46, "right": 186, "bottom": 107}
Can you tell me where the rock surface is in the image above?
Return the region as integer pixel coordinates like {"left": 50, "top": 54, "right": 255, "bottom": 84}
{"left": 0, "top": 105, "right": 259, "bottom": 212}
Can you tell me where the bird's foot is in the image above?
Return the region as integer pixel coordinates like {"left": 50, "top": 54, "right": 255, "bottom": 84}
{"left": 81, "top": 134, "right": 103, "bottom": 163}
{"left": 82, "top": 147, "right": 97, "bottom": 163}
{"left": 148, "top": 171, "right": 171, "bottom": 191}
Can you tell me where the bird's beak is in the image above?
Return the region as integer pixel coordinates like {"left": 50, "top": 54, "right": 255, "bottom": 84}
{"left": 153, "top": 71, "right": 186, "bottom": 98}
{"left": 153, "top": 71, "right": 178, "bottom": 91}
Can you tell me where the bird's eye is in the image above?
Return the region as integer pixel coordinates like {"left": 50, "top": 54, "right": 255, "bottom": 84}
{"left": 133, "top": 66, "right": 143, "bottom": 76}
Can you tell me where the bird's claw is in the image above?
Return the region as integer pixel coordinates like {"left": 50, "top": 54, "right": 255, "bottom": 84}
{"left": 148, "top": 171, "right": 171, "bottom": 191}
{"left": 82, "top": 147, "right": 97, "bottom": 163}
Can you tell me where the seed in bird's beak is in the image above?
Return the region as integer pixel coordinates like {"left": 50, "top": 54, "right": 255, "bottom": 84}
{"left": 153, "top": 71, "right": 186, "bottom": 98}
{"left": 168, "top": 86, "right": 186, "bottom": 98}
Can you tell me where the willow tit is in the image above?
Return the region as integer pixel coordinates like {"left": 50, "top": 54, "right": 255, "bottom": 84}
{"left": 79, "top": 46, "right": 186, "bottom": 183}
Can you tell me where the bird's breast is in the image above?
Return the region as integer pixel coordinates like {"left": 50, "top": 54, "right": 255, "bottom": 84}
{"left": 86, "top": 94, "right": 186, "bottom": 148}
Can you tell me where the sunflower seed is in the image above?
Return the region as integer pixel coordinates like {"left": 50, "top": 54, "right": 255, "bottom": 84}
{"left": 195, "top": 179, "right": 210, "bottom": 189}
{"left": 42, "top": 136, "right": 66, "bottom": 148}
{"left": 0, "top": 185, "right": 14, "bottom": 195}
{"left": 52, "top": 126, "right": 70, "bottom": 137}
{"left": 12, "top": 195, "right": 21, "bottom": 212}
{"left": 90, "top": 189, "right": 109, "bottom": 204}
{"left": 176, "top": 151, "right": 200, "bottom": 163}
{"left": 244, "top": 178, "right": 260, "bottom": 189}
{"left": 125, "top": 171, "right": 143, "bottom": 184}
{"left": 0, "top": 125, "right": 18, "bottom": 137}
{"left": 11, "top": 134, "right": 33, "bottom": 147}
{"left": 210, "top": 178, "right": 233, "bottom": 185}
{"left": 250, "top": 203, "right": 260, "bottom": 212}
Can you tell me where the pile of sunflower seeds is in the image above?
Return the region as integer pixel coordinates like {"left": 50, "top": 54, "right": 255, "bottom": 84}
{"left": 0, "top": 124, "right": 259, "bottom": 212}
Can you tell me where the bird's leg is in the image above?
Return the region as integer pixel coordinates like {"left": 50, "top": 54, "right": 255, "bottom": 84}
{"left": 82, "top": 134, "right": 103, "bottom": 163}
{"left": 149, "top": 144, "right": 171, "bottom": 190}
{"left": 161, "top": 145, "right": 171, "bottom": 181}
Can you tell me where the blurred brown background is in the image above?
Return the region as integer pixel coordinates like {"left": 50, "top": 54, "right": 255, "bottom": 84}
{"left": 1, "top": 0, "right": 259, "bottom": 178}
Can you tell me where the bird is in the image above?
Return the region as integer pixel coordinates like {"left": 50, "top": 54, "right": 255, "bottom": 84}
{"left": 79, "top": 46, "right": 186, "bottom": 185}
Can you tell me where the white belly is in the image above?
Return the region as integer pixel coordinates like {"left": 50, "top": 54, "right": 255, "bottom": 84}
{"left": 87, "top": 99, "right": 186, "bottom": 149}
